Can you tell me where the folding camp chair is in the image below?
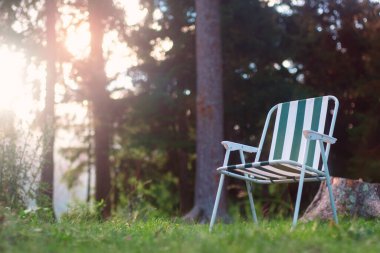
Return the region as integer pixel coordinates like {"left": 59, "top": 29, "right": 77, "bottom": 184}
{"left": 209, "top": 95, "right": 339, "bottom": 231}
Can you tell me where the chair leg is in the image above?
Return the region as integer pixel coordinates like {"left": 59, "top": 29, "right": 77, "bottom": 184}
{"left": 245, "top": 181, "right": 258, "bottom": 224}
{"left": 209, "top": 174, "right": 225, "bottom": 232}
{"left": 292, "top": 166, "right": 306, "bottom": 229}
{"left": 238, "top": 150, "right": 258, "bottom": 224}
{"left": 318, "top": 141, "right": 338, "bottom": 224}
{"left": 292, "top": 139, "right": 310, "bottom": 229}
{"left": 325, "top": 175, "right": 338, "bottom": 224}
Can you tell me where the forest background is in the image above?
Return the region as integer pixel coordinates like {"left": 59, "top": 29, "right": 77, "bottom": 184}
{"left": 0, "top": 0, "right": 380, "bottom": 221}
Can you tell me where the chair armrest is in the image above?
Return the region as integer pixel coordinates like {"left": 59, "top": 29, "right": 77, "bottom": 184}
{"left": 221, "top": 141, "right": 259, "bottom": 153}
{"left": 303, "top": 130, "right": 337, "bottom": 144}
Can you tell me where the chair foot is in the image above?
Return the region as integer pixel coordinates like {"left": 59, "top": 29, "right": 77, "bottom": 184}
{"left": 292, "top": 170, "right": 306, "bottom": 228}
{"left": 325, "top": 177, "right": 338, "bottom": 224}
{"left": 245, "top": 181, "right": 258, "bottom": 224}
{"left": 209, "top": 174, "right": 225, "bottom": 232}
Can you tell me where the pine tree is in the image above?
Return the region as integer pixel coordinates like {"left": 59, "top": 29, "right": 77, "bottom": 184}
{"left": 185, "top": 0, "right": 226, "bottom": 221}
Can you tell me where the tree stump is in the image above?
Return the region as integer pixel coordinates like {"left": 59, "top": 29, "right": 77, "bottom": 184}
{"left": 302, "top": 177, "right": 380, "bottom": 221}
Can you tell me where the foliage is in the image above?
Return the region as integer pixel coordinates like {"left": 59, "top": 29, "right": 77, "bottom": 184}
{"left": 59, "top": 201, "right": 104, "bottom": 223}
{"left": 284, "top": 0, "right": 380, "bottom": 181}
{"left": 222, "top": 0, "right": 308, "bottom": 142}
{"left": 0, "top": 112, "right": 43, "bottom": 210}
{"left": 112, "top": 0, "right": 197, "bottom": 214}
{"left": 114, "top": 172, "right": 179, "bottom": 221}
{"left": 18, "top": 206, "right": 55, "bottom": 223}
{"left": 1, "top": 215, "right": 380, "bottom": 253}
{"left": 0, "top": 0, "right": 44, "bottom": 54}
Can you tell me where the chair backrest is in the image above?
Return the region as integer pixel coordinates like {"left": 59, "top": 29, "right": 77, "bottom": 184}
{"left": 256, "top": 96, "right": 339, "bottom": 169}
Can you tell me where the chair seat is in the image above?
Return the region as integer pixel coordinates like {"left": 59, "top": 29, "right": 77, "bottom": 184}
{"left": 220, "top": 160, "right": 326, "bottom": 184}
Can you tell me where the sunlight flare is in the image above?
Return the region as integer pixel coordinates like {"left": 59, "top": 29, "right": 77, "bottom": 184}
{"left": 0, "top": 46, "right": 26, "bottom": 111}
{"left": 59, "top": 4, "right": 91, "bottom": 60}
{"left": 0, "top": 46, "right": 41, "bottom": 124}
{"left": 114, "top": 0, "right": 148, "bottom": 26}
{"left": 65, "top": 22, "right": 91, "bottom": 59}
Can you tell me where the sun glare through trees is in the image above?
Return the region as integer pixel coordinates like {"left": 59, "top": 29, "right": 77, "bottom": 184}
{"left": 0, "top": 0, "right": 160, "bottom": 123}
{"left": 0, "top": 46, "right": 40, "bottom": 124}
{"left": 0, "top": 46, "right": 26, "bottom": 111}
{"left": 0, "top": 0, "right": 160, "bottom": 215}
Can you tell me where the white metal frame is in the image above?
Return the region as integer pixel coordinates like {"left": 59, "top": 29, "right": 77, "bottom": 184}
{"left": 209, "top": 96, "right": 339, "bottom": 231}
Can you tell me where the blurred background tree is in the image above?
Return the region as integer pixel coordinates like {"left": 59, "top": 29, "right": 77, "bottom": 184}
{"left": 0, "top": 0, "right": 379, "bottom": 220}
{"left": 40, "top": 0, "right": 57, "bottom": 212}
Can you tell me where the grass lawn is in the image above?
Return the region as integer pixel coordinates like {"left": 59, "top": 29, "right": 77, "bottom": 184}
{"left": 1, "top": 214, "right": 380, "bottom": 253}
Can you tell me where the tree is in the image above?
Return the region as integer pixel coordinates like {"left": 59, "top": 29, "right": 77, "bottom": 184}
{"left": 0, "top": 0, "right": 57, "bottom": 209}
{"left": 40, "top": 0, "right": 57, "bottom": 210}
{"left": 101, "top": 0, "right": 198, "bottom": 215}
{"left": 221, "top": 0, "right": 303, "bottom": 216}
{"left": 285, "top": 0, "right": 380, "bottom": 181}
{"left": 185, "top": 0, "right": 225, "bottom": 222}
{"left": 87, "top": 0, "right": 112, "bottom": 217}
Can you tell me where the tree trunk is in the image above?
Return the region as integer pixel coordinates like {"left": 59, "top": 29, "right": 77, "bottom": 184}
{"left": 302, "top": 177, "right": 380, "bottom": 221}
{"left": 177, "top": 111, "right": 193, "bottom": 214}
{"left": 88, "top": 0, "right": 112, "bottom": 218}
{"left": 185, "top": 0, "right": 226, "bottom": 222}
{"left": 178, "top": 149, "right": 193, "bottom": 214}
{"left": 40, "top": 0, "right": 56, "bottom": 211}
{"left": 167, "top": 148, "right": 193, "bottom": 214}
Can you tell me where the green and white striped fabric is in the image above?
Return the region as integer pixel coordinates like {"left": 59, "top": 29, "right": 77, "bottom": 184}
{"left": 268, "top": 96, "right": 329, "bottom": 169}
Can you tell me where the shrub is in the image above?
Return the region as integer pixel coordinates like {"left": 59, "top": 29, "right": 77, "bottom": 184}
{"left": 0, "top": 111, "right": 42, "bottom": 210}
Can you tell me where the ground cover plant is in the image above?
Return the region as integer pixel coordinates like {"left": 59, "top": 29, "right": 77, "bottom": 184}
{"left": 1, "top": 208, "right": 379, "bottom": 253}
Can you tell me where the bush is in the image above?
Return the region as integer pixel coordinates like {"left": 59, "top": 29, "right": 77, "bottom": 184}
{"left": 115, "top": 172, "right": 179, "bottom": 221}
{"left": 60, "top": 201, "right": 104, "bottom": 223}
{"left": 0, "top": 111, "right": 42, "bottom": 210}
